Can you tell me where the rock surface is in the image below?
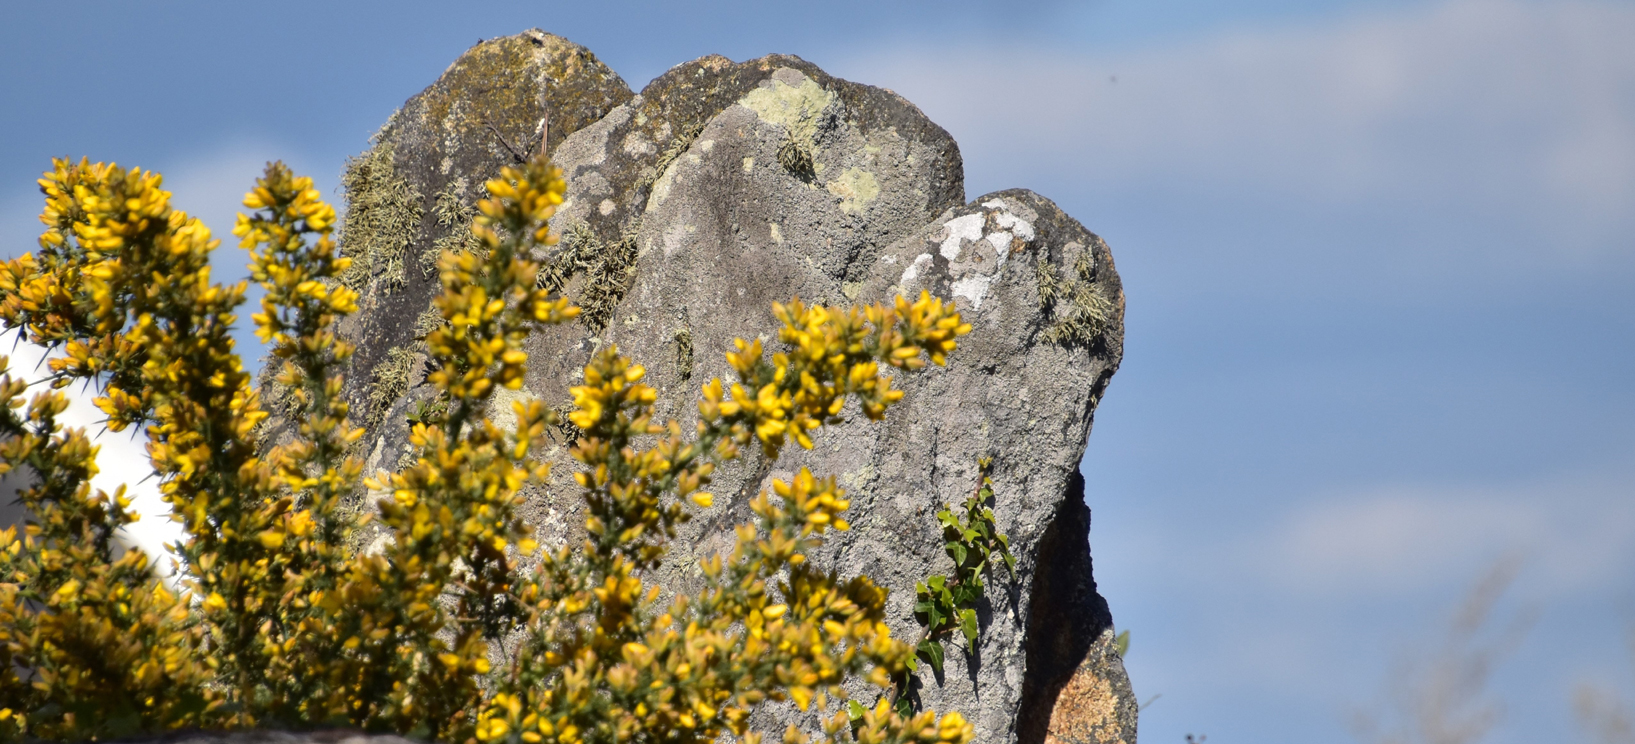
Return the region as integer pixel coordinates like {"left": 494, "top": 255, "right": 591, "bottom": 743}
{"left": 300, "top": 30, "right": 1134, "bottom": 744}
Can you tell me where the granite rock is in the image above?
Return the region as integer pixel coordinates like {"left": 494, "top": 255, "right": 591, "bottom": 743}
{"left": 315, "top": 30, "right": 1134, "bottom": 744}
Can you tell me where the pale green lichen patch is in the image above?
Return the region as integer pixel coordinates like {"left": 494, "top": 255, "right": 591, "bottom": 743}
{"left": 1038, "top": 246, "right": 1113, "bottom": 346}
{"left": 739, "top": 74, "right": 835, "bottom": 144}
{"left": 338, "top": 142, "right": 423, "bottom": 293}
{"left": 423, "top": 179, "right": 481, "bottom": 276}
{"left": 826, "top": 167, "right": 880, "bottom": 214}
{"left": 535, "top": 219, "right": 642, "bottom": 332}
{"left": 363, "top": 345, "right": 419, "bottom": 432}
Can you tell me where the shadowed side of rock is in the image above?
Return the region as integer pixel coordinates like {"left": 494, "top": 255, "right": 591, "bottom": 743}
{"left": 1018, "top": 470, "right": 1138, "bottom": 744}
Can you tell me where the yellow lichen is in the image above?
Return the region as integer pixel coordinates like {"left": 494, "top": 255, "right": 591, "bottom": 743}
{"left": 827, "top": 167, "right": 880, "bottom": 214}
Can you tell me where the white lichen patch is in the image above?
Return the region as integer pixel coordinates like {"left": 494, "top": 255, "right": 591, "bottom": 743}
{"left": 488, "top": 384, "right": 540, "bottom": 435}
{"left": 662, "top": 222, "right": 696, "bottom": 256}
{"left": 742, "top": 156, "right": 755, "bottom": 172}
{"left": 987, "top": 201, "right": 1037, "bottom": 242}
{"left": 940, "top": 214, "right": 985, "bottom": 261}
{"left": 951, "top": 274, "right": 994, "bottom": 310}
{"left": 698, "top": 139, "right": 715, "bottom": 153}
{"left": 986, "top": 231, "right": 1014, "bottom": 259}
{"left": 769, "top": 222, "right": 783, "bottom": 244}
{"left": 826, "top": 168, "right": 880, "bottom": 214}
{"left": 622, "top": 130, "right": 655, "bottom": 157}
{"left": 918, "top": 201, "right": 1043, "bottom": 310}
{"left": 899, "top": 253, "right": 934, "bottom": 287}
{"left": 599, "top": 199, "right": 616, "bottom": 216}
{"left": 738, "top": 71, "right": 836, "bottom": 144}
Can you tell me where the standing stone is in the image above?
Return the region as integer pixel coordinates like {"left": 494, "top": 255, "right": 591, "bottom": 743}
{"left": 319, "top": 30, "right": 1135, "bottom": 744}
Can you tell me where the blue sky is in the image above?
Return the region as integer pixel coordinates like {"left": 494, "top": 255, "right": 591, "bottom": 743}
{"left": 3, "top": 1, "right": 1633, "bottom": 742}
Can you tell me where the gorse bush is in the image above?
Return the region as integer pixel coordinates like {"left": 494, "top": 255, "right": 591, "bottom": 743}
{"left": 0, "top": 151, "right": 975, "bottom": 744}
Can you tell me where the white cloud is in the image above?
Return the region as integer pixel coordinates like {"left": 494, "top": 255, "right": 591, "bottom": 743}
{"left": 836, "top": 0, "right": 1635, "bottom": 259}
{"left": 1254, "top": 472, "right": 1635, "bottom": 598}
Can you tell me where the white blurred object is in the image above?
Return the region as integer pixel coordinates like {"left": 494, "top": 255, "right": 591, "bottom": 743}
{"left": 0, "top": 329, "right": 185, "bottom": 578}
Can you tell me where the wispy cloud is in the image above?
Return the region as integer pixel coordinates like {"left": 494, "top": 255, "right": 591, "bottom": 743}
{"left": 1257, "top": 473, "right": 1635, "bottom": 598}
{"left": 835, "top": 0, "right": 1635, "bottom": 261}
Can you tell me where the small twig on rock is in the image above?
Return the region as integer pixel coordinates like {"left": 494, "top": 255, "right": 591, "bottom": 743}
{"left": 484, "top": 119, "right": 529, "bottom": 163}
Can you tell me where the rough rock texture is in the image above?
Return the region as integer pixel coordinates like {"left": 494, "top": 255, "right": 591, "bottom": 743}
{"left": 307, "top": 30, "right": 1134, "bottom": 744}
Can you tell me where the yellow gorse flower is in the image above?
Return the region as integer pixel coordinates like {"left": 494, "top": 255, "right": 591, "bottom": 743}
{"left": 0, "top": 151, "right": 975, "bottom": 744}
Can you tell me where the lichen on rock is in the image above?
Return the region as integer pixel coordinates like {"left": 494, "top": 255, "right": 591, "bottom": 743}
{"left": 424, "top": 178, "right": 481, "bottom": 276}
{"left": 337, "top": 142, "right": 423, "bottom": 293}
{"left": 1038, "top": 241, "right": 1116, "bottom": 347}
{"left": 362, "top": 345, "right": 418, "bottom": 433}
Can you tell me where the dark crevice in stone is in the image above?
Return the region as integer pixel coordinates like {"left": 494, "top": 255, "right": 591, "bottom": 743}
{"left": 1017, "top": 468, "right": 1112, "bottom": 744}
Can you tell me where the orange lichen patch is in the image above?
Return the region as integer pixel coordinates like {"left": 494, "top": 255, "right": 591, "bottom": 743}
{"left": 1045, "top": 667, "right": 1125, "bottom": 744}
{"left": 1043, "top": 629, "right": 1137, "bottom": 744}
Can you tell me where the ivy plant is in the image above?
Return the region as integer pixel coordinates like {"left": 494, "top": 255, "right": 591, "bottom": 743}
{"left": 873, "top": 459, "right": 1016, "bottom": 718}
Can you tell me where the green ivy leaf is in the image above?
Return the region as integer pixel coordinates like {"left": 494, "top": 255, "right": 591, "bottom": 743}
{"left": 959, "top": 608, "right": 979, "bottom": 644}
{"left": 918, "top": 638, "right": 945, "bottom": 673}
